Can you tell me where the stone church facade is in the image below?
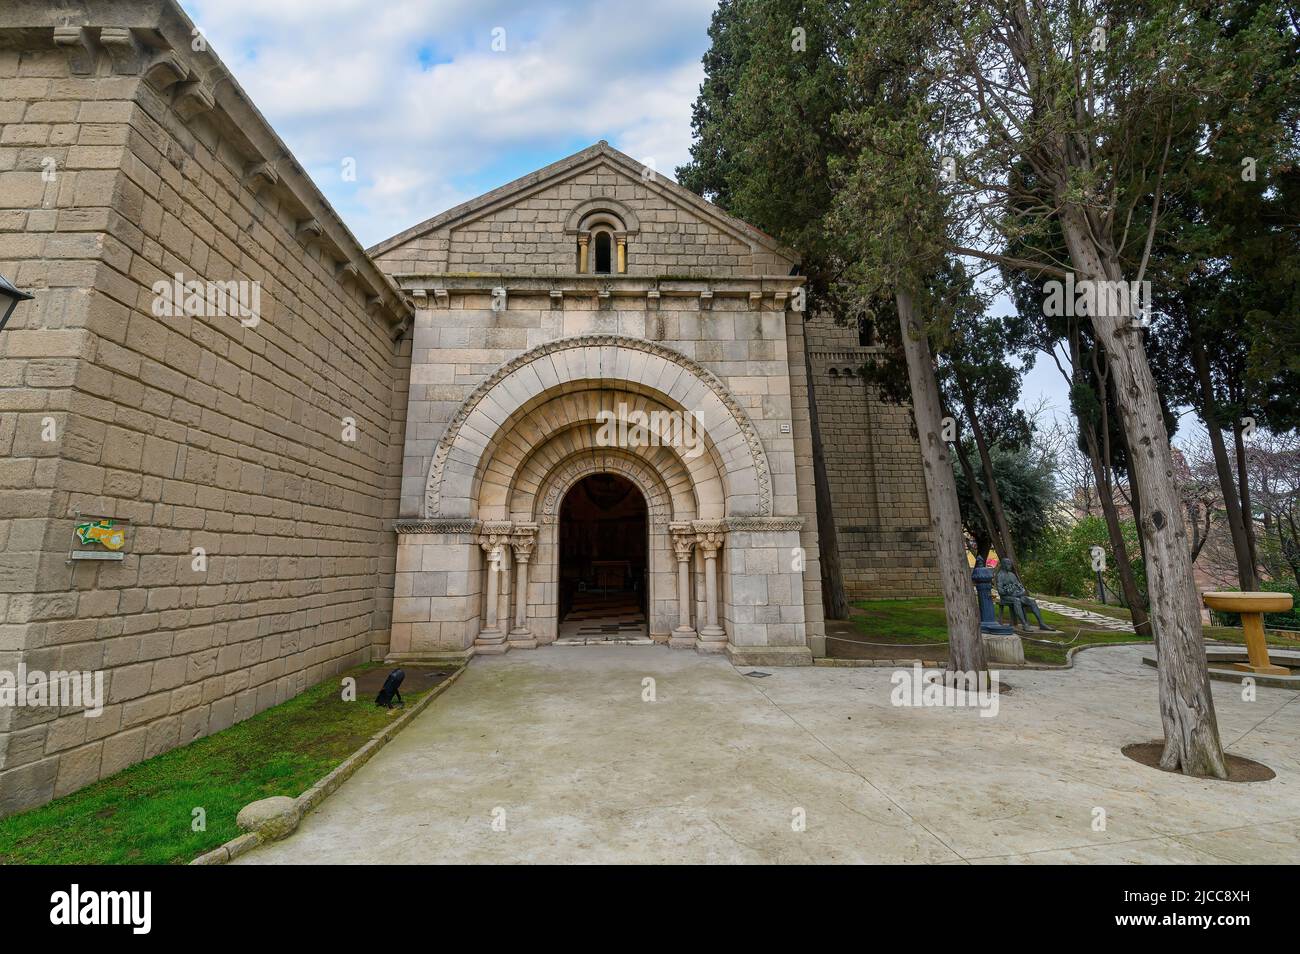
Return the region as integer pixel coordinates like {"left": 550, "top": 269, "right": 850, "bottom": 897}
{"left": 0, "top": 0, "right": 934, "bottom": 814}
{"left": 371, "top": 143, "right": 827, "bottom": 665}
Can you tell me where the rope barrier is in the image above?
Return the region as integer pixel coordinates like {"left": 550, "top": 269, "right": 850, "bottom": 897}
{"left": 821, "top": 632, "right": 948, "bottom": 650}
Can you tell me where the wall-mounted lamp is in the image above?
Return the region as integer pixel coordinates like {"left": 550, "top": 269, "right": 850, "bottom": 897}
{"left": 0, "top": 273, "right": 35, "bottom": 332}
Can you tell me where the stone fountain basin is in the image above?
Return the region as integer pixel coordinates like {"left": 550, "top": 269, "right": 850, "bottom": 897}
{"left": 1203, "top": 591, "right": 1294, "bottom": 614}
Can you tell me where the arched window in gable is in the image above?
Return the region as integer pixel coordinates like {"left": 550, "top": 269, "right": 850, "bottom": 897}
{"left": 567, "top": 199, "right": 639, "bottom": 275}
{"left": 593, "top": 231, "right": 613, "bottom": 274}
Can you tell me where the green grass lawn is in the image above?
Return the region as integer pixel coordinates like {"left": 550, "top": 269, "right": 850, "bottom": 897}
{"left": 1043, "top": 595, "right": 1298, "bottom": 648}
{"left": 840, "top": 597, "right": 1143, "bottom": 665}
{"left": 835, "top": 595, "right": 1293, "bottom": 666}
{"left": 0, "top": 663, "right": 450, "bottom": 865}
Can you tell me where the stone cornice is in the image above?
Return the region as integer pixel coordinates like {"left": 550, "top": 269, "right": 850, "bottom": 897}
{"left": 0, "top": 0, "right": 412, "bottom": 327}
{"left": 394, "top": 274, "right": 805, "bottom": 307}
{"left": 809, "top": 347, "right": 888, "bottom": 361}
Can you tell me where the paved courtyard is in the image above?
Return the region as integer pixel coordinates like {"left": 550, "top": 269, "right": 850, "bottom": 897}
{"left": 239, "top": 646, "right": 1300, "bottom": 864}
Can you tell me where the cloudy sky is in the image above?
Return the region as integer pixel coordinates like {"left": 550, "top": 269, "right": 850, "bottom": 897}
{"left": 181, "top": 0, "right": 1102, "bottom": 436}
{"left": 183, "top": 0, "right": 715, "bottom": 249}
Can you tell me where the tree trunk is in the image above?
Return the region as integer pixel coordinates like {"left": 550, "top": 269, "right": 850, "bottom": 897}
{"left": 896, "top": 288, "right": 986, "bottom": 674}
{"left": 1191, "top": 334, "right": 1258, "bottom": 590}
{"left": 1188, "top": 502, "right": 1211, "bottom": 563}
{"left": 953, "top": 430, "right": 998, "bottom": 560}
{"left": 1232, "top": 421, "right": 1260, "bottom": 579}
{"left": 1071, "top": 332, "right": 1150, "bottom": 632}
{"left": 804, "top": 342, "right": 850, "bottom": 619}
{"left": 956, "top": 372, "right": 1018, "bottom": 567}
{"left": 1059, "top": 206, "right": 1226, "bottom": 778}
{"left": 1111, "top": 394, "right": 1152, "bottom": 579}
{"left": 1082, "top": 422, "right": 1151, "bottom": 636}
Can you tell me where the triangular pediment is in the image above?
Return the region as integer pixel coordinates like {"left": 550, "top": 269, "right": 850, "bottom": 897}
{"left": 369, "top": 142, "right": 797, "bottom": 277}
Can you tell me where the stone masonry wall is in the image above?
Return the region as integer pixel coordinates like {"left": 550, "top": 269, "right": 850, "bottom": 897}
{"left": 0, "top": 21, "right": 409, "bottom": 815}
{"left": 806, "top": 317, "right": 939, "bottom": 599}
{"left": 445, "top": 167, "right": 755, "bottom": 276}
{"left": 375, "top": 156, "right": 791, "bottom": 278}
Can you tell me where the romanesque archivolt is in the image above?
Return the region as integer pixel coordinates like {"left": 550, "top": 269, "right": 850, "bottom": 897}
{"left": 424, "top": 334, "right": 773, "bottom": 518}
{"left": 537, "top": 454, "right": 671, "bottom": 527}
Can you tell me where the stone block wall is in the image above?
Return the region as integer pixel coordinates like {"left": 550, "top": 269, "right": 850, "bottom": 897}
{"left": 806, "top": 317, "right": 939, "bottom": 599}
{"left": 722, "top": 525, "right": 807, "bottom": 649}
{"left": 373, "top": 147, "right": 792, "bottom": 278}
{"left": 391, "top": 527, "right": 483, "bottom": 654}
{"left": 0, "top": 8, "right": 411, "bottom": 815}
{"left": 443, "top": 168, "right": 755, "bottom": 276}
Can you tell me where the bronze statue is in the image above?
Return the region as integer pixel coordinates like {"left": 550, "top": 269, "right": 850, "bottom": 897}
{"left": 995, "top": 559, "right": 1050, "bottom": 630}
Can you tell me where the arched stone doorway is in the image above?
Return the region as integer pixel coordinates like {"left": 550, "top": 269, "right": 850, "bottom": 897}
{"left": 557, "top": 473, "right": 648, "bottom": 641}
{"left": 390, "top": 336, "right": 814, "bottom": 666}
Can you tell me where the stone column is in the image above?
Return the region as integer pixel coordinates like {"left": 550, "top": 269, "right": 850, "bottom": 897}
{"left": 508, "top": 523, "right": 538, "bottom": 650}
{"left": 668, "top": 522, "right": 697, "bottom": 649}
{"left": 496, "top": 544, "right": 511, "bottom": 639}
{"left": 694, "top": 522, "right": 726, "bottom": 653}
{"left": 577, "top": 234, "right": 589, "bottom": 273}
{"left": 474, "top": 522, "right": 512, "bottom": 655}
{"left": 616, "top": 234, "right": 627, "bottom": 273}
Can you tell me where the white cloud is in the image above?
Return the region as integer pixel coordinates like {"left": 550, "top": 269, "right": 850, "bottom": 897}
{"left": 183, "top": 0, "right": 717, "bottom": 246}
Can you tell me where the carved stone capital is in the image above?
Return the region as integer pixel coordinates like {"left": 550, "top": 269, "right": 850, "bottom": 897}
{"left": 510, "top": 522, "right": 538, "bottom": 561}
{"left": 693, "top": 520, "right": 726, "bottom": 555}
{"left": 478, "top": 520, "right": 513, "bottom": 557}
{"left": 669, "top": 521, "right": 696, "bottom": 561}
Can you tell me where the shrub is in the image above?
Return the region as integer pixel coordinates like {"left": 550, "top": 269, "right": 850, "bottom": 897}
{"left": 1022, "top": 515, "right": 1145, "bottom": 605}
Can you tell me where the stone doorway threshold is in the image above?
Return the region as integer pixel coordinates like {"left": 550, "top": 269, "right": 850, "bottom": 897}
{"left": 556, "top": 592, "right": 650, "bottom": 645}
